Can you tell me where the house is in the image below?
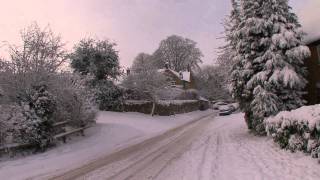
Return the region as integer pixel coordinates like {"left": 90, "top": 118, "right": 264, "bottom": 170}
{"left": 158, "top": 64, "right": 195, "bottom": 89}
{"left": 305, "top": 36, "right": 320, "bottom": 105}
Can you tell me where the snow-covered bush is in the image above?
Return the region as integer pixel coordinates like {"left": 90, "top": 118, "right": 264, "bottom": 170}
{"left": 155, "top": 87, "right": 199, "bottom": 101}
{"left": 18, "top": 85, "right": 57, "bottom": 150}
{"left": 155, "top": 87, "right": 184, "bottom": 100}
{"left": 1, "top": 85, "right": 58, "bottom": 149}
{"left": 174, "top": 89, "right": 199, "bottom": 100}
{"left": 0, "top": 105, "right": 25, "bottom": 145}
{"left": 265, "top": 105, "right": 320, "bottom": 157}
{"left": 50, "top": 73, "right": 97, "bottom": 127}
{"left": 123, "top": 88, "right": 152, "bottom": 101}
{"left": 90, "top": 80, "right": 123, "bottom": 111}
{"left": 0, "top": 24, "right": 97, "bottom": 150}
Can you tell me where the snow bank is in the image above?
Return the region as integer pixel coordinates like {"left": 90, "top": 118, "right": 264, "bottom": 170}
{"left": 265, "top": 105, "right": 320, "bottom": 158}
{"left": 266, "top": 105, "right": 320, "bottom": 131}
{"left": 0, "top": 110, "right": 213, "bottom": 180}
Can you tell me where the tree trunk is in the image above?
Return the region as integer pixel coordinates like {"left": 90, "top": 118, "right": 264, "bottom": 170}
{"left": 151, "top": 101, "right": 156, "bottom": 116}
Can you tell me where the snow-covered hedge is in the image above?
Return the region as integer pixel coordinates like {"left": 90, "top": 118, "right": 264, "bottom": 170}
{"left": 157, "top": 100, "right": 199, "bottom": 106}
{"left": 91, "top": 80, "right": 124, "bottom": 112}
{"left": 0, "top": 74, "right": 97, "bottom": 150}
{"left": 265, "top": 105, "right": 320, "bottom": 158}
{"left": 123, "top": 100, "right": 203, "bottom": 116}
{"left": 50, "top": 74, "right": 97, "bottom": 128}
{"left": 0, "top": 105, "right": 24, "bottom": 145}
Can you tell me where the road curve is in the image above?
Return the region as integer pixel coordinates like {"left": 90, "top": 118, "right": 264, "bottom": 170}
{"left": 48, "top": 112, "right": 216, "bottom": 180}
{"left": 49, "top": 113, "right": 320, "bottom": 180}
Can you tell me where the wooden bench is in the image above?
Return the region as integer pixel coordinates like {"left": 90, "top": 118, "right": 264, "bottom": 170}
{"left": 53, "top": 127, "right": 86, "bottom": 143}
{"left": 52, "top": 121, "right": 70, "bottom": 134}
{"left": 53, "top": 121, "right": 69, "bottom": 127}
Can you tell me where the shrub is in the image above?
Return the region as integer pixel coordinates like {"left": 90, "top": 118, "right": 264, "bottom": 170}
{"left": 0, "top": 105, "right": 25, "bottom": 145}
{"left": 18, "top": 85, "right": 57, "bottom": 150}
{"left": 0, "top": 73, "right": 97, "bottom": 149}
{"left": 265, "top": 105, "right": 320, "bottom": 157}
{"left": 174, "top": 89, "right": 199, "bottom": 100}
{"left": 0, "top": 24, "right": 98, "bottom": 152}
{"left": 91, "top": 80, "right": 123, "bottom": 111}
{"left": 123, "top": 88, "right": 152, "bottom": 101}
{"left": 50, "top": 73, "right": 97, "bottom": 127}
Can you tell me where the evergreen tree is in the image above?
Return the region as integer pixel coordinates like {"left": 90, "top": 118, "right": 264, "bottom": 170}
{"left": 70, "top": 38, "right": 121, "bottom": 81}
{"left": 70, "top": 38, "right": 123, "bottom": 111}
{"left": 230, "top": 0, "right": 310, "bottom": 133}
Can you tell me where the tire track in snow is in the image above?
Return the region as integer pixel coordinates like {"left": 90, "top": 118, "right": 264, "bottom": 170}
{"left": 80, "top": 114, "right": 215, "bottom": 180}
{"left": 196, "top": 136, "right": 211, "bottom": 180}
{"left": 50, "top": 113, "right": 320, "bottom": 180}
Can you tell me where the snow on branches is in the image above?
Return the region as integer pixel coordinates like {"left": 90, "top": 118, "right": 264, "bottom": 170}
{"left": 227, "top": 0, "right": 310, "bottom": 133}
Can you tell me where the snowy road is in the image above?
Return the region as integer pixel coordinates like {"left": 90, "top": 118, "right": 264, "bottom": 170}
{"left": 50, "top": 113, "right": 320, "bottom": 180}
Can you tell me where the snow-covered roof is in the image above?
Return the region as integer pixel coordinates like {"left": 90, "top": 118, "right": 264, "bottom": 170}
{"left": 298, "top": 3, "right": 320, "bottom": 45}
{"left": 158, "top": 69, "right": 180, "bottom": 77}
{"left": 181, "top": 71, "right": 191, "bottom": 82}
{"left": 199, "top": 96, "right": 209, "bottom": 102}
{"left": 304, "top": 32, "right": 320, "bottom": 45}
{"left": 158, "top": 68, "right": 191, "bottom": 82}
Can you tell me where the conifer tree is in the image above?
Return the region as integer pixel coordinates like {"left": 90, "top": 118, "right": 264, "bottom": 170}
{"left": 230, "top": 0, "right": 310, "bottom": 133}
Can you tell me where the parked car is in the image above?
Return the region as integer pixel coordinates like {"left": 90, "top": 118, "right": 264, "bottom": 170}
{"left": 218, "top": 104, "right": 233, "bottom": 116}
{"left": 215, "top": 101, "right": 227, "bottom": 105}
{"left": 219, "top": 110, "right": 232, "bottom": 116}
{"left": 212, "top": 103, "right": 219, "bottom": 110}
{"left": 212, "top": 101, "right": 226, "bottom": 110}
{"left": 228, "top": 104, "right": 236, "bottom": 112}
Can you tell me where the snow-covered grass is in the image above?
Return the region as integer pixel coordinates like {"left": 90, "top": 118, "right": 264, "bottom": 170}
{"left": 265, "top": 104, "right": 320, "bottom": 158}
{"left": 0, "top": 110, "right": 213, "bottom": 180}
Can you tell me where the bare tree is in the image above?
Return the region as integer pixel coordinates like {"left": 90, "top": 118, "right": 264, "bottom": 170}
{"left": 195, "top": 65, "right": 231, "bottom": 100}
{"left": 10, "top": 23, "right": 67, "bottom": 74}
{"left": 152, "top": 35, "right": 203, "bottom": 72}
{"left": 0, "top": 23, "right": 67, "bottom": 102}
{"left": 122, "top": 69, "right": 169, "bottom": 115}
{"left": 131, "top": 53, "right": 153, "bottom": 73}
{"left": 215, "top": 48, "right": 234, "bottom": 83}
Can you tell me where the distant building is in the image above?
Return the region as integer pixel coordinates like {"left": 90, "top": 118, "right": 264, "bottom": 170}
{"left": 305, "top": 37, "right": 320, "bottom": 105}
{"left": 158, "top": 64, "right": 195, "bottom": 89}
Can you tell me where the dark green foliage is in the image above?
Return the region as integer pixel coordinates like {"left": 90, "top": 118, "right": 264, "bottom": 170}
{"left": 267, "top": 120, "right": 320, "bottom": 155}
{"left": 229, "top": 0, "right": 309, "bottom": 134}
{"left": 70, "top": 38, "right": 123, "bottom": 112}
{"left": 91, "top": 80, "right": 124, "bottom": 111}
{"left": 70, "top": 38, "right": 121, "bottom": 81}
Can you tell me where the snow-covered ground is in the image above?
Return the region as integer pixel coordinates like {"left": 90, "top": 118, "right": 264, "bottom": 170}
{"left": 75, "top": 113, "right": 320, "bottom": 180}
{"left": 0, "top": 110, "right": 213, "bottom": 180}
{"left": 2, "top": 110, "right": 319, "bottom": 180}
{"left": 160, "top": 113, "right": 320, "bottom": 180}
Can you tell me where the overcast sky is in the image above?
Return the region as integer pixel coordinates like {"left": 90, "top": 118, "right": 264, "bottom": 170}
{"left": 0, "top": 0, "right": 319, "bottom": 68}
